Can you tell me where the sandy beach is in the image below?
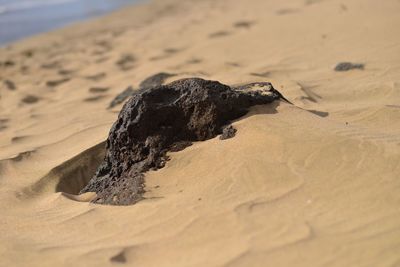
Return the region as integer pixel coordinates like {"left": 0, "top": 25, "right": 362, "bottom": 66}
{"left": 1, "top": 0, "right": 400, "bottom": 266}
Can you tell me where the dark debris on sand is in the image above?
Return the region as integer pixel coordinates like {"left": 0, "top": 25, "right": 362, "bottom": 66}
{"left": 81, "top": 78, "right": 287, "bottom": 205}
{"left": 334, "top": 62, "right": 364, "bottom": 71}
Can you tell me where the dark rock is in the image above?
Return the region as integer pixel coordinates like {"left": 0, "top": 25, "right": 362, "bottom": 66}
{"left": 108, "top": 86, "right": 135, "bottom": 109}
{"left": 334, "top": 62, "right": 364, "bottom": 71}
{"left": 220, "top": 125, "right": 237, "bottom": 140}
{"left": 139, "top": 72, "right": 175, "bottom": 90}
{"left": 81, "top": 78, "right": 286, "bottom": 205}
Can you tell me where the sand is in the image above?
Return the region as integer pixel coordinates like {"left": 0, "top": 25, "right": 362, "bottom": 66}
{"left": 1, "top": 0, "right": 400, "bottom": 266}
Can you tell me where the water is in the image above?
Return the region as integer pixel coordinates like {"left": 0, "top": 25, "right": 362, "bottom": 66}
{"left": 0, "top": 0, "right": 142, "bottom": 46}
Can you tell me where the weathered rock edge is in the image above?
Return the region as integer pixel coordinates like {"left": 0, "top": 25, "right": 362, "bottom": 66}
{"left": 80, "top": 78, "right": 286, "bottom": 205}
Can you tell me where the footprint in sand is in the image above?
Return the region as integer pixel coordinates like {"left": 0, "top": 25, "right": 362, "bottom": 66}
{"left": 21, "top": 95, "right": 40, "bottom": 104}
{"left": 46, "top": 78, "right": 70, "bottom": 87}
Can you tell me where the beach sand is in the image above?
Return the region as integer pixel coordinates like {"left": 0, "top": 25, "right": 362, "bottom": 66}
{"left": 1, "top": 0, "right": 400, "bottom": 266}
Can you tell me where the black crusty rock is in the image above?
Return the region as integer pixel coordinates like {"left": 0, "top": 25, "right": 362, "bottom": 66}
{"left": 81, "top": 78, "right": 286, "bottom": 205}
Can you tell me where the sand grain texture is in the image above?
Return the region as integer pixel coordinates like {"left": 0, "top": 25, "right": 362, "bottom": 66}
{"left": 1, "top": 0, "right": 400, "bottom": 266}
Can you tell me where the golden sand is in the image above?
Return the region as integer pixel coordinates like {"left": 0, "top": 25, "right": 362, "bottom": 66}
{"left": 1, "top": 0, "right": 400, "bottom": 266}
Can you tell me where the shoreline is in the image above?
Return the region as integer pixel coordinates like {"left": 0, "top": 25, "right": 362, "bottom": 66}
{"left": 0, "top": 0, "right": 145, "bottom": 46}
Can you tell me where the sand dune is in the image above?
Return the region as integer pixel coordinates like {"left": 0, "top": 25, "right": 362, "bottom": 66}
{"left": 1, "top": 0, "right": 400, "bottom": 266}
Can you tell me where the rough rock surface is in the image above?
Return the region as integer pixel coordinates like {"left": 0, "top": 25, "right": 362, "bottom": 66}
{"left": 81, "top": 78, "right": 286, "bottom": 205}
{"left": 220, "top": 125, "right": 237, "bottom": 140}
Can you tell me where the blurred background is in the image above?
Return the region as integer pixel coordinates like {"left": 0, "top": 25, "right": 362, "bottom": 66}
{"left": 0, "top": 0, "right": 142, "bottom": 46}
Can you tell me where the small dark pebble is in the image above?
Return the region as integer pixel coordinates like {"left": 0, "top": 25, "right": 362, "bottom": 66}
{"left": 334, "top": 62, "right": 364, "bottom": 71}
{"left": 220, "top": 125, "right": 237, "bottom": 140}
